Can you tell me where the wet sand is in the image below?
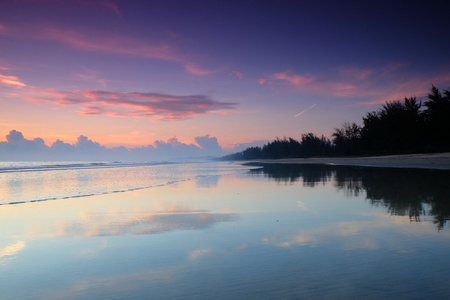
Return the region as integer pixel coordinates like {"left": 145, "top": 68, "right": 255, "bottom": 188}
{"left": 246, "top": 152, "right": 450, "bottom": 170}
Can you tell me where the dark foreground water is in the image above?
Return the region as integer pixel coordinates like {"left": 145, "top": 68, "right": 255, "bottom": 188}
{"left": 1, "top": 162, "right": 450, "bottom": 299}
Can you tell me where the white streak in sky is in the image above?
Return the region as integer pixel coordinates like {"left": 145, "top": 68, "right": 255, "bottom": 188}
{"left": 294, "top": 104, "right": 317, "bottom": 118}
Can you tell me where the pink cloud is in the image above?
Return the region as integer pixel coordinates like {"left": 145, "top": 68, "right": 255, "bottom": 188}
{"left": 0, "top": 73, "right": 26, "bottom": 87}
{"left": 26, "top": 89, "right": 237, "bottom": 121}
{"left": 183, "top": 63, "right": 215, "bottom": 76}
{"left": 97, "top": 0, "right": 121, "bottom": 17}
{"left": 230, "top": 71, "right": 244, "bottom": 79}
{"left": 272, "top": 72, "right": 314, "bottom": 86}
{"left": 0, "top": 22, "right": 213, "bottom": 76}
{"left": 338, "top": 67, "right": 374, "bottom": 80}
{"left": 40, "top": 26, "right": 175, "bottom": 60}
{"left": 73, "top": 69, "right": 110, "bottom": 87}
{"left": 263, "top": 70, "right": 360, "bottom": 97}
{"left": 0, "top": 24, "right": 7, "bottom": 34}
{"left": 261, "top": 64, "right": 450, "bottom": 105}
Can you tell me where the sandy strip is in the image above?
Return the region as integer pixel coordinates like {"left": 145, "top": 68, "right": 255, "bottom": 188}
{"left": 245, "top": 152, "right": 450, "bottom": 170}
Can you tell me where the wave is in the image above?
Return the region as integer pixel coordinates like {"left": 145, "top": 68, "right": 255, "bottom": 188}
{"left": 0, "top": 174, "right": 229, "bottom": 206}
{"left": 0, "top": 161, "right": 254, "bottom": 206}
{"left": 0, "top": 160, "right": 175, "bottom": 173}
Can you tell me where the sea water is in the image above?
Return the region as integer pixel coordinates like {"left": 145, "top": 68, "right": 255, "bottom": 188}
{"left": 0, "top": 160, "right": 251, "bottom": 205}
{"left": 1, "top": 162, "right": 450, "bottom": 299}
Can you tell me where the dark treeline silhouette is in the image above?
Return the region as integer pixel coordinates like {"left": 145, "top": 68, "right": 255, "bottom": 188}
{"left": 223, "top": 86, "right": 450, "bottom": 160}
{"left": 223, "top": 134, "right": 333, "bottom": 160}
{"left": 248, "top": 163, "right": 450, "bottom": 231}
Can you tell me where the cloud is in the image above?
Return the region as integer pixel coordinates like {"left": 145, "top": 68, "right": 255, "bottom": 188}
{"left": 0, "top": 241, "right": 26, "bottom": 259}
{"left": 0, "top": 73, "right": 26, "bottom": 87}
{"left": 75, "top": 135, "right": 107, "bottom": 152}
{"left": 194, "top": 134, "right": 224, "bottom": 156}
{"left": 0, "top": 130, "right": 49, "bottom": 159}
{"left": 26, "top": 89, "right": 237, "bottom": 121}
{"left": 39, "top": 205, "right": 238, "bottom": 237}
{"left": 73, "top": 69, "right": 110, "bottom": 87}
{"left": 0, "top": 130, "right": 228, "bottom": 161}
{"left": 0, "top": 22, "right": 214, "bottom": 75}
{"left": 230, "top": 71, "right": 244, "bottom": 79}
{"left": 96, "top": 0, "right": 121, "bottom": 17}
{"left": 6, "top": 129, "right": 25, "bottom": 143}
{"left": 188, "top": 248, "right": 212, "bottom": 261}
{"left": 261, "top": 70, "right": 359, "bottom": 97}
{"left": 272, "top": 72, "right": 315, "bottom": 86}
{"left": 183, "top": 63, "right": 216, "bottom": 76}
{"left": 260, "top": 64, "right": 450, "bottom": 105}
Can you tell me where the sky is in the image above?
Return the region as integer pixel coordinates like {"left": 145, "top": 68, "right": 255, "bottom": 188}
{"left": 1, "top": 0, "right": 450, "bottom": 160}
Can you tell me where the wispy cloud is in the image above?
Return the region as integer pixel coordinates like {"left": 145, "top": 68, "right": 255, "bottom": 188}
{"left": 1, "top": 69, "right": 232, "bottom": 121}
{"left": 27, "top": 89, "right": 237, "bottom": 121}
{"left": 260, "top": 64, "right": 450, "bottom": 105}
{"left": 230, "top": 71, "right": 244, "bottom": 79}
{"left": 96, "top": 0, "right": 121, "bottom": 17}
{"left": 73, "top": 68, "right": 110, "bottom": 88}
{"left": 0, "top": 22, "right": 214, "bottom": 75}
{"left": 0, "top": 73, "right": 27, "bottom": 87}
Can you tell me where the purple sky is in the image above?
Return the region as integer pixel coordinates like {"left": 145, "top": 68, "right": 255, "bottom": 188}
{"left": 1, "top": 0, "right": 449, "bottom": 159}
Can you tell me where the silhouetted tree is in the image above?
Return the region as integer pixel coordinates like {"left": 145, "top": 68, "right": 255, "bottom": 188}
{"left": 423, "top": 85, "right": 450, "bottom": 151}
{"left": 222, "top": 85, "right": 450, "bottom": 160}
{"left": 361, "top": 97, "right": 424, "bottom": 154}
{"left": 332, "top": 122, "right": 362, "bottom": 156}
{"left": 242, "top": 146, "right": 263, "bottom": 159}
{"left": 261, "top": 137, "right": 301, "bottom": 159}
{"left": 301, "top": 133, "right": 332, "bottom": 157}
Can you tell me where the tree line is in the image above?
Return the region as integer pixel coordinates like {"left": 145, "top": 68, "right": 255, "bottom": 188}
{"left": 222, "top": 85, "right": 450, "bottom": 160}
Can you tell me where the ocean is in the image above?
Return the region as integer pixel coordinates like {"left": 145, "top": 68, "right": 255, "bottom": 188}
{"left": 1, "top": 162, "right": 450, "bottom": 299}
{"left": 0, "top": 160, "right": 252, "bottom": 205}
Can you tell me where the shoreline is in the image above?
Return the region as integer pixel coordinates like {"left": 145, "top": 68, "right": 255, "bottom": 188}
{"left": 240, "top": 152, "right": 450, "bottom": 170}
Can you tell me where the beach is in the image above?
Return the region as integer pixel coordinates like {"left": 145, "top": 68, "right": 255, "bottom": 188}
{"left": 247, "top": 152, "right": 450, "bottom": 170}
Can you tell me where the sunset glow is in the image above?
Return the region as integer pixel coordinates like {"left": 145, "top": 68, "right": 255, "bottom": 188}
{"left": 1, "top": 0, "right": 449, "bottom": 159}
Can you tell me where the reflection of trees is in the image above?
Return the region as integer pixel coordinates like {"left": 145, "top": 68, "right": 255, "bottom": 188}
{"left": 248, "top": 163, "right": 333, "bottom": 187}
{"left": 250, "top": 163, "right": 450, "bottom": 230}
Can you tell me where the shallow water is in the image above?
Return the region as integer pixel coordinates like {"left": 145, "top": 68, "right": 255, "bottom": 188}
{"left": 1, "top": 162, "right": 450, "bottom": 299}
{"left": 0, "top": 161, "right": 250, "bottom": 205}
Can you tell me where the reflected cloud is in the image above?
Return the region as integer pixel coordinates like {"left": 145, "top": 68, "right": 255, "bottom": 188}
{"left": 0, "top": 240, "right": 26, "bottom": 262}
{"left": 188, "top": 248, "right": 212, "bottom": 261}
{"left": 267, "top": 212, "right": 450, "bottom": 252}
{"left": 33, "top": 204, "right": 238, "bottom": 238}
{"left": 196, "top": 175, "right": 219, "bottom": 188}
{"left": 42, "top": 265, "right": 186, "bottom": 300}
{"left": 278, "top": 234, "right": 317, "bottom": 247}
